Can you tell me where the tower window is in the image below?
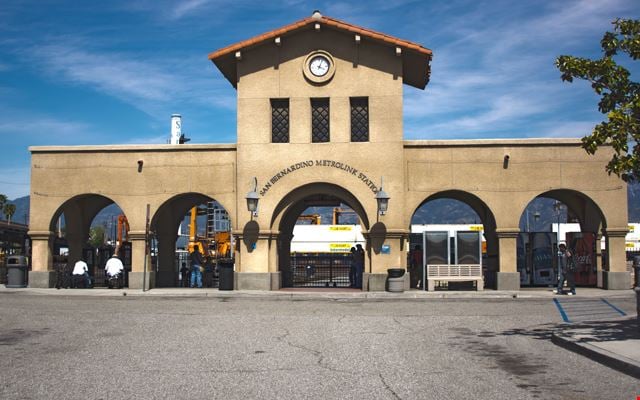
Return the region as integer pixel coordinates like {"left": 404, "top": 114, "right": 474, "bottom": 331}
{"left": 311, "top": 98, "right": 330, "bottom": 143}
{"left": 271, "top": 99, "right": 289, "bottom": 143}
{"left": 350, "top": 97, "right": 369, "bottom": 142}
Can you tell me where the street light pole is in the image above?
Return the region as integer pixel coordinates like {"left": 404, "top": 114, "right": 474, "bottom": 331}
{"left": 554, "top": 201, "right": 563, "bottom": 287}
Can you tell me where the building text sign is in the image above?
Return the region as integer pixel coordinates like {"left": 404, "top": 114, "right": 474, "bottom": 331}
{"left": 259, "top": 160, "right": 379, "bottom": 196}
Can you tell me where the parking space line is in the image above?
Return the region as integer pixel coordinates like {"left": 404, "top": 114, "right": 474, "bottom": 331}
{"left": 600, "top": 298, "right": 627, "bottom": 316}
{"left": 553, "top": 298, "right": 570, "bottom": 323}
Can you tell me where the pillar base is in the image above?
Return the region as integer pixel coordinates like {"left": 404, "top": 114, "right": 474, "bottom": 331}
{"left": 128, "top": 271, "right": 156, "bottom": 290}
{"left": 28, "top": 271, "right": 56, "bottom": 288}
{"left": 236, "top": 272, "right": 280, "bottom": 290}
{"left": 602, "top": 271, "right": 631, "bottom": 290}
{"left": 155, "top": 271, "right": 178, "bottom": 288}
{"left": 367, "top": 273, "right": 386, "bottom": 291}
{"left": 496, "top": 272, "right": 520, "bottom": 291}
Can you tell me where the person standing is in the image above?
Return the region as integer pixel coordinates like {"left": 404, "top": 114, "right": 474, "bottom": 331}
{"left": 410, "top": 245, "right": 423, "bottom": 289}
{"left": 190, "top": 247, "right": 204, "bottom": 288}
{"left": 554, "top": 244, "right": 576, "bottom": 295}
{"left": 349, "top": 247, "right": 357, "bottom": 288}
{"left": 354, "top": 244, "right": 365, "bottom": 289}
{"left": 180, "top": 262, "right": 189, "bottom": 288}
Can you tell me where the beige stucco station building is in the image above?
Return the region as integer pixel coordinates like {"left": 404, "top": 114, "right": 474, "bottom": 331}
{"left": 28, "top": 12, "right": 629, "bottom": 291}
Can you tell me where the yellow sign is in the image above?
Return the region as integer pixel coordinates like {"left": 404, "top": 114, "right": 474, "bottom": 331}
{"left": 329, "top": 226, "right": 352, "bottom": 231}
{"left": 626, "top": 242, "right": 636, "bottom": 248}
{"left": 330, "top": 243, "right": 352, "bottom": 250}
{"left": 629, "top": 225, "right": 635, "bottom": 232}
{"left": 470, "top": 225, "right": 483, "bottom": 231}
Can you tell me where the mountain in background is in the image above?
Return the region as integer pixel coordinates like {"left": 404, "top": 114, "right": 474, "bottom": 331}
{"left": 3, "top": 182, "right": 640, "bottom": 227}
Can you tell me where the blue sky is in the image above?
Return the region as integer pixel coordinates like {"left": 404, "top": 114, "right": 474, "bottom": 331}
{"left": 1, "top": 0, "right": 638, "bottom": 200}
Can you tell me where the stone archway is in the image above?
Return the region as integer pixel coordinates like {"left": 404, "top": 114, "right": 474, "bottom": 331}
{"left": 41, "top": 194, "right": 126, "bottom": 287}
{"left": 519, "top": 189, "right": 608, "bottom": 288}
{"left": 151, "top": 193, "right": 233, "bottom": 288}
{"left": 410, "top": 190, "right": 499, "bottom": 288}
{"left": 271, "top": 183, "right": 370, "bottom": 289}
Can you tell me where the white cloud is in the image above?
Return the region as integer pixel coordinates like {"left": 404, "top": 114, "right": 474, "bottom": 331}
{"left": 26, "top": 42, "right": 237, "bottom": 120}
{"left": 0, "top": 115, "right": 90, "bottom": 137}
{"left": 34, "top": 44, "right": 174, "bottom": 102}
{"left": 172, "top": 0, "right": 211, "bottom": 19}
{"left": 402, "top": 0, "right": 636, "bottom": 139}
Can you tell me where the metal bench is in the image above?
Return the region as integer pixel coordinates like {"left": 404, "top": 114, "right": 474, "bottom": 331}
{"left": 426, "top": 264, "right": 484, "bottom": 291}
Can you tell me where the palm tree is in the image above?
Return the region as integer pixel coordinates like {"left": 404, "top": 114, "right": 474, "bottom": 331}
{"left": 4, "top": 203, "right": 16, "bottom": 225}
{"left": 0, "top": 194, "right": 7, "bottom": 218}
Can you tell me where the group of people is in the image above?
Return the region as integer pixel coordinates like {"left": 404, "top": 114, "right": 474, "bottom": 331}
{"left": 69, "top": 253, "right": 124, "bottom": 288}
{"left": 349, "top": 244, "right": 365, "bottom": 288}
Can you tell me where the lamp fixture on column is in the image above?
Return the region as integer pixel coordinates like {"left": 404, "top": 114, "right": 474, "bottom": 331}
{"left": 246, "top": 177, "right": 259, "bottom": 217}
{"left": 375, "top": 177, "right": 390, "bottom": 215}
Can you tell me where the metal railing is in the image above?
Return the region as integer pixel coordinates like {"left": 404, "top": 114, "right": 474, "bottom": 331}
{"left": 288, "top": 254, "right": 353, "bottom": 288}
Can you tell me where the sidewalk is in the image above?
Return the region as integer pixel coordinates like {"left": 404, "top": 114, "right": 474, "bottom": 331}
{"left": 552, "top": 316, "right": 640, "bottom": 379}
{"left": 0, "top": 285, "right": 635, "bottom": 300}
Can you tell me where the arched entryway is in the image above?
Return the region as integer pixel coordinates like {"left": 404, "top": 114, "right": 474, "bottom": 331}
{"left": 271, "top": 183, "right": 371, "bottom": 289}
{"left": 409, "top": 190, "right": 498, "bottom": 289}
{"left": 49, "top": 194, "right": 128, "bottom": 288}
{"left": 518, "top": 189, "right": 607, "bottom": 287}
{"left": 151, "top": 193, "right": 233, "bottom": 288}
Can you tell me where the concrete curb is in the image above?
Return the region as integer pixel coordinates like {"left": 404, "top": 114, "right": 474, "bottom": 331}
{"left": 551, "top": 330, "right": 640, "bottom": 379}
{"left": 1, "top": 287, "right": 636, "bottom": 301}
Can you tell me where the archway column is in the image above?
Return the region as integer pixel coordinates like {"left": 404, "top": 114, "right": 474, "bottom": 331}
{"left": 496, "top": 229, "right": 520, "bottom": 291}
{"left": 128, "top": 230, "right": 154, "bottom": 290}
{"left": 234, "top": 229, "right": 279, "bottom": 290}
{"left": 365, "top": 229, "right": 409, "bottom": 291}
{"left": 155, "top": 233, "right": 178, "bottom": 287}
{"left": 602, "top": 227, "right": 631, "bottom": 289}
{"left": 27, "top": 230, "right": 55, "bottom": 288}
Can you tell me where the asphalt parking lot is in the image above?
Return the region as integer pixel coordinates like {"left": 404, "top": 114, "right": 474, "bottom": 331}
{"left": 0, "top": 292, "right": 637, "bottom": 400}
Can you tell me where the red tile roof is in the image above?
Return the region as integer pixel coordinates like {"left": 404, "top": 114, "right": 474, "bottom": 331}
{"left": 208, "top": 15, "right": 432, "bottom": 61}
{"left": 208, "top": 13, "right": 432, "bottom": 89}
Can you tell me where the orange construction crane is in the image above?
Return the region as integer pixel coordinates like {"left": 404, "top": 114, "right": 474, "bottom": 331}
{"left": 115, "top": 214, "right": 129, "bottom": 254}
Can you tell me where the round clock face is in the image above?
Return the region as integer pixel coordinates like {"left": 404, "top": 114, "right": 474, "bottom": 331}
{"left": 303, "top": 51, "right": 335, "bottom": 84}
{"left": 309, "top": 55, "right": 330, "bottom": 77}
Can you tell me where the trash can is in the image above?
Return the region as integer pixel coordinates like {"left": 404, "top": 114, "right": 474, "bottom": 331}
{"left": 6, "top": 255, "right": 28, "bottom": 288}
{"left": 386, "top": 268, "right": 405, "bottom": 292}
{"left": 218, "top": 259, "right": 235, "bottom": 291}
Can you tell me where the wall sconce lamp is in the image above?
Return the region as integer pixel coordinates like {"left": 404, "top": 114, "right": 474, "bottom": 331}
{"left": 375, "top": 177, "right": 390, "bottom": 215}
{"left": 137, "top": 160, "right": 144, "bottom": 173}
{"left": 245, "top": 177, "right": 259, "bottom": 218}
{"left": 503, "top": 154, "right": 510, "bottom": 169}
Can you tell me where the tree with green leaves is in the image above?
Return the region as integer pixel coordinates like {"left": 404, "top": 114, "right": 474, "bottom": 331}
{"left": 0, "top": 194, "right": 7, "bottom": 217}
{"left": 89, "top": 225, "right": 105, "bottom": 248}
{"left": 555, "top": 18, "right": 639, "bottom": 182}
{"left": 3, "top": 203, "right": 16, "bottom": 224}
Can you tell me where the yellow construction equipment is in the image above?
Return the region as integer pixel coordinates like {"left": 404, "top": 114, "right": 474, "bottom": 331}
{"left": 187, "top": 206, "right": 232, "bottom": 259}
{"left": 297, "top": 214, "right": 321, "bottom": 225}
{"left": 332, "top": 208, "right": 357, "bottom": 225}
